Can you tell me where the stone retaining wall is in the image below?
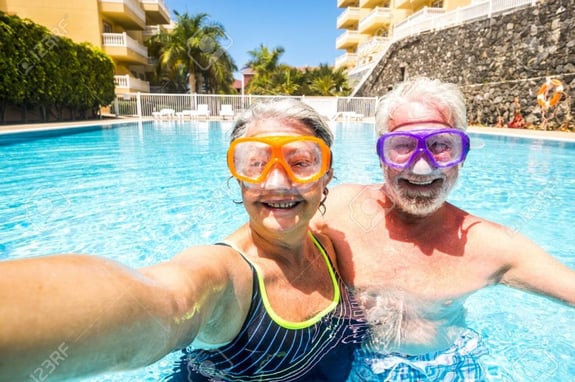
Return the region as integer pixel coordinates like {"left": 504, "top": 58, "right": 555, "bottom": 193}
{"left": 356, "top": 0, "right": 575, "bottom": 129}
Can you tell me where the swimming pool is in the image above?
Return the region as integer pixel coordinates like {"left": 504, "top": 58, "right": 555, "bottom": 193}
{"left": 1, "top": 120, "right": 574, "bottom": 381}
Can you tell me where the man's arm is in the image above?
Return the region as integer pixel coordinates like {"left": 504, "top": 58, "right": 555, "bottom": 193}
{"left": 0, "top": 247, "right": 240, "bottom": 381}
{"left": 495, "top": 229, "right": 575, "bottom": 306}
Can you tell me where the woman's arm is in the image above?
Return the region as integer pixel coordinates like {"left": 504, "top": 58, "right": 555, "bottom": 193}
{"left": 0, "top": 247, "right": 245, "bottom": 381}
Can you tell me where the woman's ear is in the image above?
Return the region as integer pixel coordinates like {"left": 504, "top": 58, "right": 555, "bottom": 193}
{"left": 325, "top": 168, "right": 334, "bottom": 185}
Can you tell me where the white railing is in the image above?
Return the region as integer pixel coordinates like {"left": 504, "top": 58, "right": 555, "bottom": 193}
{"left": 352, "top": 0, "right": 538, "bottom": 94}
{"left": 110, "top": 93, "right": 378, "bottom": 121}
{"left": 114, "top": 75, "right": 150, "bottom": 92}
{"left": 102, "top": 32, "right": 148, "bottom": 57}
{"left": 335, "top": 53, "right": 358, "bottom": 69}
{"left": 359, "top": 7, "right": 393, "bottom": 33}
{"left": 144, "top": 25, "right": 162, "bottom": 37}
{"left": 337, "top": 7, "right": 362, "bottom": 28}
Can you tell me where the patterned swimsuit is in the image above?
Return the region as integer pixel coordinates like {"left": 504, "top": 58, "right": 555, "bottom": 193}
{"left": 165, "top": 232, "right": 368, "bottom": 382}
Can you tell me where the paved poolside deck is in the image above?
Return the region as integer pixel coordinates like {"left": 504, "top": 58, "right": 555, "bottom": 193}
{"left": 1, "top": 118, "right": 575, "bottom": 142}
{"left": 469, "top": 125, "right": 575, "bottom": 142}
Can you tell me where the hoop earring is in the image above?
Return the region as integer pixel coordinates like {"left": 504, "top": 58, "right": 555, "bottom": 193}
{"left": 318, "top": 187, "right": 329, "bottom": 216}
{"left": 226, "top": 176, "right": 243, "bottom": 205}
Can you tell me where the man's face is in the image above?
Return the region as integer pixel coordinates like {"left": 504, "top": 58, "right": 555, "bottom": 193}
{"left": 381, "top": 103, "right": 463, "bottom": 217}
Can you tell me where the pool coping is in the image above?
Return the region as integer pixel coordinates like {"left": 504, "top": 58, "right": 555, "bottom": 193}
{"left": 1, "top": 118, "right": 575, "bottom": 142}
{"left": 0, "top": 117, "right": 147, "bottom": 135}
{"left": 468, "top": 126, "right": 575, "bottom": 142}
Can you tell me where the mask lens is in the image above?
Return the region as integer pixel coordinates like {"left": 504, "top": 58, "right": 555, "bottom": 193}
{"left": 281, "top": 140, "right": 324, "bottom": 182}
{"left": 426, "top": 131, "right": 464, "bottom": 166}
{"left": 382, "top": 135, "right": 418, "bottom": 166}
{"left": 232, "top": 141, "right": 272, "bottom": 181}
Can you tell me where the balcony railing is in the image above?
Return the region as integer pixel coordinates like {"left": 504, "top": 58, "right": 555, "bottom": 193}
{"left": 336, "top": 30, "right": 368, "bottom": 50}
{"left": 358, "top": 6, "right": 392, "bottom": 34}
{"left": 114, "top": 75, "right": 150, "bottom": 92}
{"left": 102, "top": 32, "right": 148, "bottom": 57}
{"left": 335, "top": 53, "right": 358, "bottom": 69}
{"left": 337, "top": 7, "right": 362, "bottom": 29}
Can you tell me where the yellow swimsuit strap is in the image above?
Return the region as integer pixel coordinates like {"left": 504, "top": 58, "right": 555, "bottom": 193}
{"left": 255, "top": 231, "right": 341, "bottom": 329}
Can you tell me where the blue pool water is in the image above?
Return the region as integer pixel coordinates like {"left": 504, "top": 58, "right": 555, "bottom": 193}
{"left": 1, "top": 120, "right": 574, "bottom": 381}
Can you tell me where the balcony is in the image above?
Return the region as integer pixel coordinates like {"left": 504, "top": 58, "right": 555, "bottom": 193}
{"left": 394, "top": 0, "right": 433, "bottom": 10}
{"left": 335, "top": 53, "right": 358, "bottom": 69}
{"left": 99, "top": 0, "right": 146, "bottom": 30}
{"left": 337, "top": 0, "right": 359, "bottom": 7}
{"left": 143, "top": 25, "right": 162, "bottom": 37}
{"left": 114, "top": 74, "right": 150, "bottom": 93}
{"left": 336, "top": 30, "right": 368, "bottom": 50}
{"left": 358, "top": 7, "right": 392, "bottom": 34}
{"left": 360, "top": 0, "right": 390, "bottom": 7}
{"left": 337, "top": 7, "right": 362, "bottom": 29}
{"left": 140, "top": 0, "right": 171, "bottom": 25}
{"left": 102, "top": 33, "right": 149, "bottom": 65}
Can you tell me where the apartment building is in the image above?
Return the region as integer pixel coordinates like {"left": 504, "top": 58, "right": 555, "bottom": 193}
{"left": 336, "top": 0, "right": 469, "bottom": 87}
{"left": 0, "top": 0, "right": 172, "bottom": 94}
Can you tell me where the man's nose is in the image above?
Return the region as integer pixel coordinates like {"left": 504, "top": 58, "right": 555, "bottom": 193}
{"left": 410, "top": 151, "right": 435, "bottom": 175}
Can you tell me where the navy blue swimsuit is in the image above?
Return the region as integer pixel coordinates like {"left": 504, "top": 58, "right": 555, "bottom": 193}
{"left": 165, "top": 233, "right": 368, "bottom": 381}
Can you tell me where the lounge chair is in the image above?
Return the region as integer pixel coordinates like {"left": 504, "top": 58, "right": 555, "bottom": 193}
{"left": 152, "top": 108, "right": 175, "bottom": 119}
{"left": 175, "top": 110, "right": 194, "bottom": 119}
{"left": 219, "top": 104, "right": 234, "bottom": 120}
{"left": 338, "top": 111, "right": 364, "bottom": 121}
{"left": 193, "top": 104, "right": 210, "bottom": 119}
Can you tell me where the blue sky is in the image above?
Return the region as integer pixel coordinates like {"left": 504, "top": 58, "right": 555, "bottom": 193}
{"left": 164, "top": 0, "right": 342, "bottom": 78}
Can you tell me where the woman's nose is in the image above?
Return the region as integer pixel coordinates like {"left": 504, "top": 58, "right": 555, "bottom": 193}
{"left": 261, "top": 163, "right": 291, "bottom": 189}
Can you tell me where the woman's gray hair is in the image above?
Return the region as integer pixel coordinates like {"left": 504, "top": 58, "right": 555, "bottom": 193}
{"left": 230, "top": 98, "right": 334, "bottom": 147}
{"left": 375, "top": 77, "right": 468, "bottom": 135}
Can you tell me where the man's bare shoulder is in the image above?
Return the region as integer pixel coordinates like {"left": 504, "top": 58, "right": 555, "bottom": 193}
{"left": 326, "top": 183, "right": 381, "bottom": 207}
{"left": 330, "top": 182, "right": 376, "bottom": 194}
{"left": 445, "top": 202, "right": 539, "bottom": 262}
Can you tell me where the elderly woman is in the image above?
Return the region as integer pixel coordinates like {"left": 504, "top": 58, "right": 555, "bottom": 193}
{"left": 0, "top": 99, "right": 367, "bottom": 382}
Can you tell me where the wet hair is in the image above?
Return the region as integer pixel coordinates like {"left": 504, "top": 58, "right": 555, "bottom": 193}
{"left": 229, "top": 98, "right": 334, "bottom": 148}
{"left": 375, "top": 77, "right": 468, "bottom": 135}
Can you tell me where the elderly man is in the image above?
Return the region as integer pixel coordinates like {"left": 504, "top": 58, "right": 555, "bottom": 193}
{"left": 313, "top": 77, "right": 575, "bottom": 381}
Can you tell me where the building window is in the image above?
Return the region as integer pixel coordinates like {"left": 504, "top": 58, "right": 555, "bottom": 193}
{"left": 103, "top": 22, "right": 112, "bottom": 33}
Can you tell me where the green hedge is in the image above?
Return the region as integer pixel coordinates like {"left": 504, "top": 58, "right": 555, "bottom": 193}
{"left": 0, "top": 12, "right": 115, "bottom": 123}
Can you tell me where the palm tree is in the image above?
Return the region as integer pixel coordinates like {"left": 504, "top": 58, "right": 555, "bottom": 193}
{"left": 304, "top": 64, "right": 351, "bottom": 96}
{"left": 245, "top": 44, "right": 286, "bottom": 94}
{"left": 152, "top": 12, "right": 236, "bottom": 93}
{"left": 245, "top": 44, "right": 285, "bottom": 74}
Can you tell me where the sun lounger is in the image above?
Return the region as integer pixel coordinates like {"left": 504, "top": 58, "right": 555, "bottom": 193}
{"left": 219, "top": 104, "right": 234, "bottom": 120}
{"left": 193, "top": 104, "right": 210, "bottom": 119}
{"left": 152, "top": 108, "right": 175, "bottom": 119}
{"left": 176, "top": 110, "right": 194, "bottom": 119}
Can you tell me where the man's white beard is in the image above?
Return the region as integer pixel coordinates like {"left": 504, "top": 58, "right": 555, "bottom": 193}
{"left": 384, "top": 172, "right": 458, "bottom": 217}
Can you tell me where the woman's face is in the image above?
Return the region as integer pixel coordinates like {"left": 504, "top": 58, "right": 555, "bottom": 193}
{"left": 237, "top": 119, "right": 333, "bottom": 235}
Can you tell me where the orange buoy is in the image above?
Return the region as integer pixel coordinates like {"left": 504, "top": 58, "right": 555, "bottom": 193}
{"left": 537, "top": 79, "right": 564, "bottom": 109}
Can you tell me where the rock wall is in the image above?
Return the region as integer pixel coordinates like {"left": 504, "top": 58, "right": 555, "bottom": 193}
{"left": 356, "top": 0, "right": 575, "bottom": 129}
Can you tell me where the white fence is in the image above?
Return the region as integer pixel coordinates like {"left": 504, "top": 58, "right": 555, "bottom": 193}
{"left": 111, "top": 93, "right": 378, "bottom": 121}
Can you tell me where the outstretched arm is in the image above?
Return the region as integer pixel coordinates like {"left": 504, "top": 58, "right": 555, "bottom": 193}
{"left": 0, "top": 247, "right": 247, "bottom": 381}
{"left": 497, "top": 230, "right": 575, "bottom": 306}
